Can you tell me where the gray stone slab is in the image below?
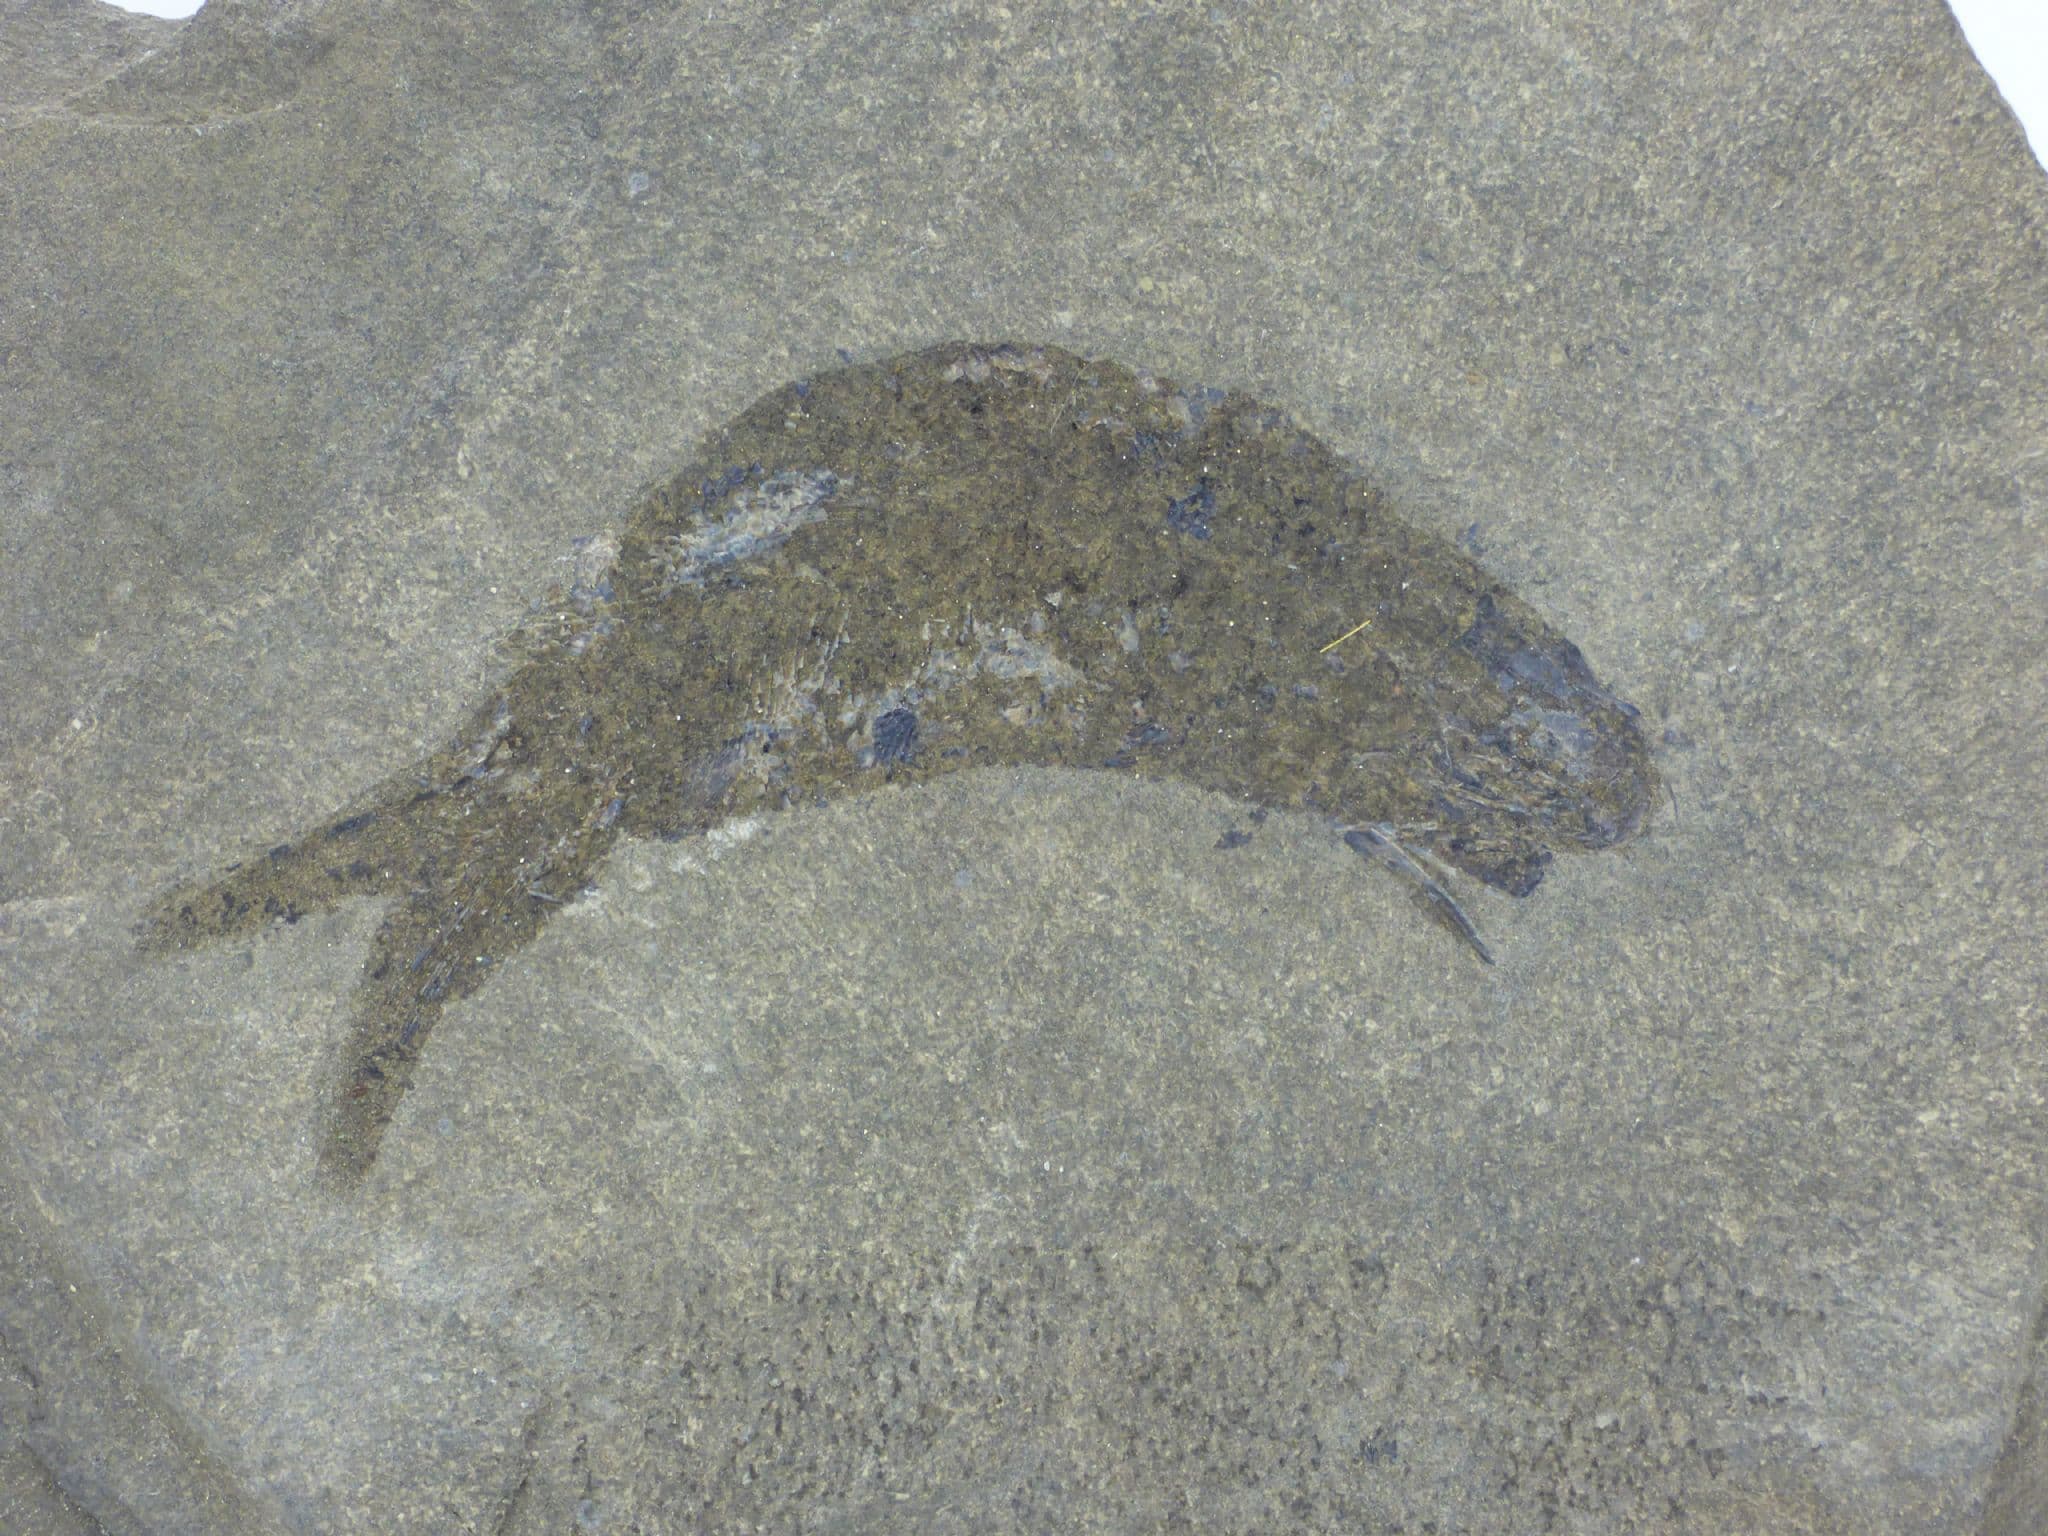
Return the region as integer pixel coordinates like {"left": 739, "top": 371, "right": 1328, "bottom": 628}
{"left": 2, "top": 0, "right": 2043, "bottom": 1529}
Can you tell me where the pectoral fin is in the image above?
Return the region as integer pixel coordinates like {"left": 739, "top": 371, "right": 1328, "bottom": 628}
{"left": 1342, "top": 823, "right": 1495, "bottom": 966}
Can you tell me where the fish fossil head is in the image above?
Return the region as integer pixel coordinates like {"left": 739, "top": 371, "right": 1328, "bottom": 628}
{"left": 1304, "top": 580, "right": 1656, "bottom": 900}
{"left": 1414, "top": 588, "right": 1658, "bottom": 894}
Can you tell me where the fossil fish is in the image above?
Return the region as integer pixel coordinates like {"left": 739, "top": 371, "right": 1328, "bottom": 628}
{"left": 141, "top": 341, "right": 1656, "bottom": 1187}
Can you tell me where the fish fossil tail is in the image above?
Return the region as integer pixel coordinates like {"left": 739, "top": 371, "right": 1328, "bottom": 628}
{"left": 311, "top": 801, "right": 611, "bottom": 1188}
{"left": 136, "top": 798, "right": 410, "bottom": 955}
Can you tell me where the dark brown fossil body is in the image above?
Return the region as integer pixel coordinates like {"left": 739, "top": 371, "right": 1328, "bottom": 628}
{"left": 142, "top": 341, "right": 1655, "bottom": 1186}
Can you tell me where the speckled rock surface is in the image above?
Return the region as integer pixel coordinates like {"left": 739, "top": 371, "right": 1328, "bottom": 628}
{"left": 2, "top": 1, "right": 2044, "bottom": 1531}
